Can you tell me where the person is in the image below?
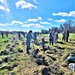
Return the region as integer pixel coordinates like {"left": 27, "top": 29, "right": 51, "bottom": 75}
{"left": 6, "top": 32, "right": 8, "bottom": 38}
{"left": 41, "top": 37, "right": 48, "bottom": 53}
{"left": 41, "top": 38, "right": 45, "bottom": 50}
{"left": 33, "top": 32, "right": 38, "bottom": 44}
{"left": 18, "top": 32, "right": 21, "bottom": 40}
{"left": 26, "top": 30, "right": 33, "bottom": 54}
{"left": 65, "top": 30, "right": 69, "bottom": 42}
{"left": 54, "top": 31, "right": 58, "bottom": 43}
{"left": 32, "top": 49, "right": 39, "bottom": 58}
{"left": 22, "top": 32, "right": 25, "bottom": 38}
{"left": 62, "top": 30, "right": 66, "bottom": 41}
{"left": 49, "top": 31, "right": 54, "bottom": 46}
{"left": 1, "top": 31, "right": 4, "bottom": 38}
{"left": 53, "top": 32, "right": 58, "bottom": 43}
{"left": 12, "top": 31, "right": 17, "bottom": 44}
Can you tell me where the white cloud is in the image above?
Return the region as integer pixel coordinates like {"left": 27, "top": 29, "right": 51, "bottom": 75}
{"left": 48, "top": 18, "right": 53, "bottom": 21}
{"left": 15, "top": 0, "right": 37, "bottom": 9}
{"left": 6, "top": 8, "right": 10, "bottom": 12}
{"left": 0, "top": 23, "right": 10, "bottom": 26}
{"left": 53, "top": 11, "right": 75, "bottom": 17}
{"left": 0, "top": 0, "right": 4, "bottom": 3}
{"left": 37, "top": 17, "right": 42, "bottom": 20}
{"left": 11, "top": 20, "right": 23, "bottom": 25}
{"left": 27, "top": 17, "right": 42, "bottom": 22}
{"left": 0, "top": 5, "right": 10, "bottom": 12}
{"left": 53, "top": 12, "right": 68, "bottom": 17}
{"left": 0, "top": 20, "right": 23, "bottom": 26}
{"left": 22, "top": 23, "right": 44, "bottom": 28}
{"left": 0, "top": 0, "right": 10, "bottom": 12}
{"left": 0, "top": 20, "right": 44, "bottom": 28}
{"left": 35, "top": 24, "right": 44, "bottom": 28}
{"left": 69, "top": 11, "right": 75, "bottom": 17}
{"left": 0, "top": 5, "right": 5, "bottom": 10}
{"left": 27, "top": 18, "right": 38, "bottom": 22}
{"left": 40, "top": 21, "right": 51, "bottom": 24}
{"left": 55, "top": 19, "right": 66, "bottom": 23}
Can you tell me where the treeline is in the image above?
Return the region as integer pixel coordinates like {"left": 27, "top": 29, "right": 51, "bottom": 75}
{"left": 41, "top": 20, "right": 75, "bottom": 34}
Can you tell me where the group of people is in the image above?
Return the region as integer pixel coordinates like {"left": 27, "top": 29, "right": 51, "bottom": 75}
{"left": 26, "top": 30, "right": 58, "bottom": 54}
{"left": 49, "top": 30, "right": 58, "bottom": 46}
{"left": 0, "top": 29, "right": 70, "bottom": 54}
{"left": 0, "top": 31, "right": 9, "bottom": 38}
{"left": 17, "top": 32, "right": 26, "bottom": 40}
{"left": 26, "top": 29, "right": 70, "bottom": 54}
{"left": 62, "top": 30, "right": 69, "bottom": 42}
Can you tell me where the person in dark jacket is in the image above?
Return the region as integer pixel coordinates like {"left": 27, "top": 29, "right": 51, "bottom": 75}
{"left": 33, "top": 32, "right": 38, "bottom": 44}
{"left": 6, "top": 32, "right": 8, "bottom": 38}
{"left": 49, "top": 31, "right": 54, "bottom": 45}
{"left": 1, "top": 31, "right": 4, "bottom": 38}
{"left": 62, "top": 30, "right": 66, "bottom": 41}
{"left": 65, "top": 30, "right": 69, "bottom": 42}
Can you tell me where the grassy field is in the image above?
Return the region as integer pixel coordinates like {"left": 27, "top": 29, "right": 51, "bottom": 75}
{"left": 0, "top": 33, "right": 75, "bottom": 75}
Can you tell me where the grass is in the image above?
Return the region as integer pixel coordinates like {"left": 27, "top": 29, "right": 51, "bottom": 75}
{"left": 69, "top": 33, "right": 75, "bottom": 39}
{"left": 0, "top": 33, "right": 75, "bottom": 75}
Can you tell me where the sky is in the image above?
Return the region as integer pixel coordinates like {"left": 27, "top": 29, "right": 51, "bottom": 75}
{"left": 0, "top": 0, "right": 75, "bottom": 32}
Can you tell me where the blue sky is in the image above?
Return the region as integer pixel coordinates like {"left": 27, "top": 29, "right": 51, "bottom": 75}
{"left": 0, "top": 0, "right": 75, "bottom": 31}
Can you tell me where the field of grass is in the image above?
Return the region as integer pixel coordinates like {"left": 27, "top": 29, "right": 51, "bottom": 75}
{"left": 0, "top": 33, "right": 75, "bottom": 75}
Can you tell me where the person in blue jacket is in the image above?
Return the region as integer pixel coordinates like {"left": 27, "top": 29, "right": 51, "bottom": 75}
{"left": 26, "top": 30, "right": 33, "bottom": 54}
